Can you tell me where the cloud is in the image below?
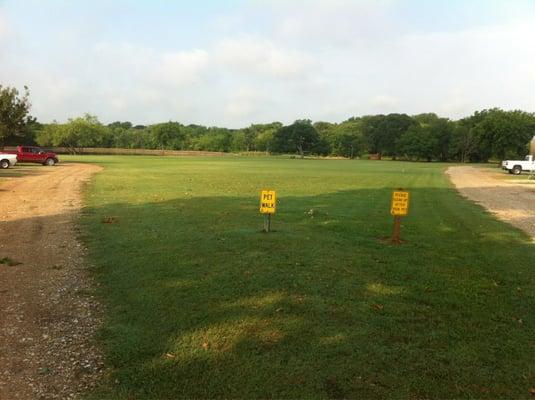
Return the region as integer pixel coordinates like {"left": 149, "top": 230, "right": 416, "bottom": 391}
{"left": 0, "top": 9, "right": 10, "bottom": 40}
{"left": 384, "top": 18, "right": 535, "bottom": 115}
{"left": 371, "top": 95, "right": 400, "bottom": 112}
{"left": 224, "top": 87, "right": 273, "bottom": 121}
{"left": 214, "top": 37, "right": 313, "bottom": 80}
{"left": 2, "top": 1, "right": 535, "bottom": 126}
{"left": 155, "top": 49, "right": 210, "bottom": 87}
{"left": 275, "top": 0, "right": 397, "bottom": 46}
{"left": 0, "top": 9, "right": 14, "bottom": 63}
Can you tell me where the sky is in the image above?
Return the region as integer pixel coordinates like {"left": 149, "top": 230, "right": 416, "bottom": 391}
{"left": 1, "top": 0, "right": 535, "bottom": 127}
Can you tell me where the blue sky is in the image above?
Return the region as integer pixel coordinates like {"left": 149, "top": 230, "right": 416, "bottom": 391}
{"left": 1, "top": 0, "right": 535, "bottom": 127}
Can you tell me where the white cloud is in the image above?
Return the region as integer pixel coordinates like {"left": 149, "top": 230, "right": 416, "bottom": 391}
{"left": 0, "top": 9, "right": 14, "bottom": 63}
{"left": 214, "top": 37, "right": 313, "bottom": 80}
{"left": 371, "top": 95, "right": 400, "bottom": 112}
{"left": 155, "top": 49, "right": 210, "bottom": 87}
{"left": 0, "top": 9, "right": 10, "bottom": 40}
{"left": 384, "top": 18, "right": 535, "bottom": 116}
{"left": 223, "top": 87, "right": 273, "bottom": 122}
{"left": 275, "top": 0, "right": 398, "bottom": 47}
{"left": 2, "top": 1, "right": 535, "bottom": 126}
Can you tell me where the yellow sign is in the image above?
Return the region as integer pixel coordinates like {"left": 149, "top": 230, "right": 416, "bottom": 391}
{"left": 260, "top": 190, "right": 276, "bottom": 214}
{"left": 390, "top": 190, "right": 410, "bottom": 216}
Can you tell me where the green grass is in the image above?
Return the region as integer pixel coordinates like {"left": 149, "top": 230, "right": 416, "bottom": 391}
{"left": 73, "top": 155, "right": 535, "bottom": 399}
{"left": 0, "top": 256, "right": 22, "bottom": 266}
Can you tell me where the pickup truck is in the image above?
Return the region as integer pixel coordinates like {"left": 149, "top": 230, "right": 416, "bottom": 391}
{"left": 7, "top": 146, "right": 59, "bottom": 166}
{"left": 0, "top": 153, "right": 18, "bottom": 169}
{"left": 501, "top": 155, "right": 535, "bottom": 175}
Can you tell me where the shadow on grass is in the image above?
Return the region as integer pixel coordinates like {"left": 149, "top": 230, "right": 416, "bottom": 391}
{"left": 83, "top": 187, "right": 535, "bottom": 398}
{"left": 6, "top": 187, "right": 532, "bottom": 399}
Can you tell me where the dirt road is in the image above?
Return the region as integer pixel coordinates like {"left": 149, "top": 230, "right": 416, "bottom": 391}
{"left": 447, "top": 166, "right": 535, "bottom": 241}
{"left": 0, "top": 163, "right": 103, "bottom": 399}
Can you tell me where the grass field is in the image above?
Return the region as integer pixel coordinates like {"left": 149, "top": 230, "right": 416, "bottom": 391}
{"left": 72, "top": 156, "right": 534, "bottom": 399}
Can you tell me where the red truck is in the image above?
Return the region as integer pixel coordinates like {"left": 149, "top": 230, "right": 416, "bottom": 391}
{"left": 7, "top": 146, "right": 59, "bottom": 166}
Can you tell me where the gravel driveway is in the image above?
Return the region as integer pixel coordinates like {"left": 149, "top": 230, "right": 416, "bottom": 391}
{"left": 447, "top": 166, "right": 535, "bottom": 241}
{"left": 0, "top": 163, "right": 103, "bottom": 399}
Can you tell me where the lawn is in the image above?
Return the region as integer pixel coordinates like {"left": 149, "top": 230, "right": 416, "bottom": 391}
{"left": 73, "top": 155, "right": 534, "bottom": 399}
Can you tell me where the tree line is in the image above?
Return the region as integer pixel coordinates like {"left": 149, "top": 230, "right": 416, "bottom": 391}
{"left": 2, "top": 84, "right": 535, "bottom": 161}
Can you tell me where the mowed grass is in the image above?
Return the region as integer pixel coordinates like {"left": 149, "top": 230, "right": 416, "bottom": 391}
{"left": 74, "top": 155, "right": 535, "bottom": 399}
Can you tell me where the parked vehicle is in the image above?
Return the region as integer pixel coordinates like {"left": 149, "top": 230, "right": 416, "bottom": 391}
{"left": 501, "top": 155, "right": 535, "bottom": 175}
{"left": 7, "top": 146, "right": 59, "bottom": 166}
{"left": 0, "top": 153, "right": 18, "bottom": 169}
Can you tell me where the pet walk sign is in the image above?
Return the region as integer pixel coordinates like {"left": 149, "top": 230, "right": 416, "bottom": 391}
{"left": 260, "top": 190, "right": 276, "bottom": 214}
{"left": 260, "top": 190, "right": 276, "bottom": 232}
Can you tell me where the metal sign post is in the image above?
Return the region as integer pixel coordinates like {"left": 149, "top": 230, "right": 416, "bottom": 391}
{"left": 259, "top": 190, "right": 276, "bottom": 232}
{"left": 390, "top": 189, "right": 410, "bottom": 244}
{"left": 263, "top": 214, "right": 271, "bottom": 232}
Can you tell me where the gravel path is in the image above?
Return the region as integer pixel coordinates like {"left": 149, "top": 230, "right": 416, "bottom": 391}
{"left": 447, "top": 166, "right": 535, "bottom": 241}
{"left": 0, "top": 163, "right": 104, "bottom": 399}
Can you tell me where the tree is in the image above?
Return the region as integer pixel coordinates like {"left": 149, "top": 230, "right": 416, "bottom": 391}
{"left": 36, "top": 114, "right": 108, "bottom": 153}
{"left": 240, "top": 127, "right": 257, "bottom": 151}
{"left": 313, "top": 121, "right": 336, "bottom": 155}
{"left": 413, "top": 114, "right": 454, "bottom": 161}
{"left": 122, "top": 128, "right": 153, "bottom": 149}
{"left": 272, "top": 120, "right": 320, "bottom": 158}
{"left": 35, "top": 122, "right": 56, "bottom": 147}
{"left": 449, "top": 121, "right": 477, "bottom": 163}
{"left": 333, "top": 119, "right": 367, "bottom": 158}
{"left": 0, "top": 85, "right": 33, "bottom": 146}
{"left": 108, "top": 121, "right": 133, "bottom": 130}
{"left": 471, "top": 109, "right": 535, "bottom": 160}
{"left": 150, "top": 122, "right": 186, "bottom": 150}
{"left": 231, "top": 129, "right": 246, "bottom": 152}
{"left": 398, "top": 125, "right": 438, "bottom": 161}
{"left": 362, "top": 114, "right": 416, "bottom": 158}
{"left": 3, "top": 120, "right": 41, "bottom": 146}
{"left": 20, "top": 106, "right": 535, "bottom": 160}
{"left": 191, "top": 128, "right": 232, "bottom": 152}
{"left": 252, "top": 123, "right": 282, "bottom": 153}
